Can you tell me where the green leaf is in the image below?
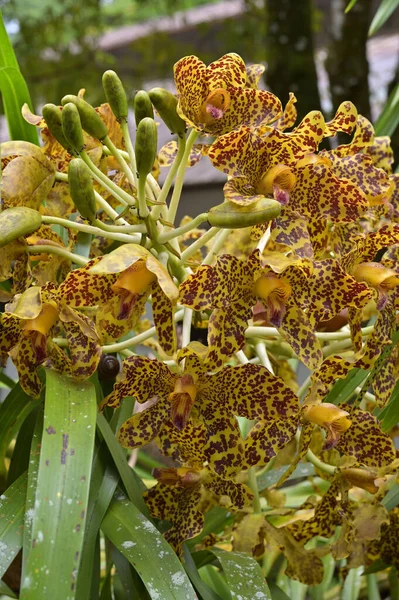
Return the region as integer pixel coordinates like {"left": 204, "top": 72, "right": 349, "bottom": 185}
{"left": 21, "top": 408, "right": 43, "bottom": 576}
{"left": 211, "top": 548, "right": 272, "bottom": 600}
{"left": 96, "top": 410, "right": 149, "bottom": 517}
{"left": 0, "top": 382, "right": 41, "bottom": 484}
{"left": 341, "top": 566, "right": 363, "bottom": 600}
{"left": 101, "top": 495, "right": 197, "bottom": 599}
{"left": 0, "top": 472, "right": 27, "bottom": 578}
{"left": 257, "top": 463, "right": 315, "bottom": 490}
{"left": 20, "top": 370, "right": 97, "bottom": 599}
{"left": 183, "top": 547, "right": 223, "bottom": 600}
{"left": 363, "top": 558, "right": 390, "bottom": 575}
{"left": 324, "top": 368, "right": 368, "bottom": 405}
{"left": 0, "top": 580, "right": 17, "bottom": 598}
{"left": 268, "top": 582, "right": 292, "bottom": 600}
{"left": 369, "top": 0, "right": 399, "bottom": 35}
{"left": 377, "top": 380, "right": 399, "bottom": 432}
{"left": 375, "top": 82, "right": 399, "bottom": 137}
{"left": 0, "top": 12, "right": 38, "bottom": 144}
{"left": 345, "top": 0, "right": 358, "bottom": 12}
{"left": 7, "top": 406, "right": 39, "bottom": 486}
{"left": 382, "top": 483, "right": 399, "bottom": 510}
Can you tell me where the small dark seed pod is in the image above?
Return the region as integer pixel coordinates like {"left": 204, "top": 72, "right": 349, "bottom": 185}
{"left": 98, "top": 354, "right": 120, "bottom": 380}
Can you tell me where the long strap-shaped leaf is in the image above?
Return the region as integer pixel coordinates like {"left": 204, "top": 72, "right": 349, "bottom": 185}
{"left": 101, "top": 496, "right": 197, "bottom": 600}
{"left": 20, "top": 370, "right": 97, "bottom": 599}
{"left": 369, "top": 0, "right": 399, "bottom": 36}
{"left": 211, "top": 548, "right": 272, "bottom": 600}
{"left": 0, "top": 471, "right": 27, "bottom": 578}
{"left": 0, "top": 11, "right": 38, "bottom": 144}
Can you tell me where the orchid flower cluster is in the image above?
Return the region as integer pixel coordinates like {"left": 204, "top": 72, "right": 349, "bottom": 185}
{"left": 1, "top": 52, "right": 399, "bottom": 585}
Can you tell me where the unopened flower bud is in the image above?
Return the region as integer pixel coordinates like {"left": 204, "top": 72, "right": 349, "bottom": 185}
{"left": 207, "top": 198, "right": 281, "bottom": 228}
{"left": 68, "top": 158, "right": 97, "bottom": 222}
{"left": 61, "top": 94, "right": 109, "bottom": 141}
{"left": 42, "top": 103, "right": 74, "bottom": 153}
{"left": 0, "top": 206, "right": 42, "bottom": 248}
{"left": 341, "top": 467, "right": 379, "bottom": 494}
{"left": 102, "top": 70, "right": 128, "bottom": 121}
{"left": 148, "top": 87, "right": 186, "bottom": 136}
{"left": 134, "top": 90, "right": 154, "bottom": 125}
{"left": 62, "top": 102, "right": 85, "bottom": 153}
{"left": 135, "top": 117, "right": 157, "bottom": 180}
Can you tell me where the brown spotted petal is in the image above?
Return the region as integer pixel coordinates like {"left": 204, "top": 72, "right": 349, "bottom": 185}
{"left": 244, "top": 415, "right": 299, "bottom": 469}
{"left": 327, "top": 153, "right": 393, "bottom": 206}
{"left": 223, "top": 177, "right": 264, "bottom": 206}
{"left": 208, "top": 126, "right": 266, "bottom": 179}
{"left": 288, "top": 478, "right": 347, "bottom": 544}
{"left": 179, "top": 254, "right": 253, "bottom": 310}
{"left": 62, "top": 315, "right": 102, "bottom": 380}
{"left": 102, "top": 355, "right": 174, "bottom": 409}
{"left": 118, "top": 398, "right": 170, "bottom": 448}
{"left": 210, "top": 362, "right": 300, "bottom": 420}
{"left": 290, "top": 162, "right": 369, "bottom": 222}
{"left": 324, "top": 101, "right": 358, "bottom": 137}
{"left": 337, "top": 405, "right": 396, "bottom": 467}
{"left": 206, "top": 301, "right": 253, "bottom": 368}
{"left": 332, "top": 114, "right": 374, "bottom": 156}
{"left": 59, "top": 257, "right": 117, "bottom": 307}
{"left": 308, "top": 259, "right": 374, "bottom": 324}
{"left": 279, "top": 301, "right": 323, "bottom": 370}
{"left": 144, "top": 482, "right": 204, "bottom": 556}
{"left": 151, "top": 284, "right": 177, "bottom": 356}
{"left": 259, "top": 519, "right": 325, "bottom": 585}
{"left": 365, "top": 136, "right": 394, "bottom": 173}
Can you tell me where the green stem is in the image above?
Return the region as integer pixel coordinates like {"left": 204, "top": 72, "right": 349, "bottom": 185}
{"left": 55, "top": 171, "right": 131, "bottom": 224}
{"left": 119, "top": 121, "right": 138, "bottom": 187}
{"left": 137, "top": 176, "right": 150, "bottom": 219}
{"left": 305, "top": 447, "right": 336, "bottom": 475}
{"left": 103, "top": 134, "right": 136, "bottom": 190}
{"left": 41, "top": 215, "right": 142, "bottom": 245}
{"left": 80, "top": 149, "right": 135, "bottom": 207}
{"left": 181, "top": 308, "right": 193, "bottom": 348}
{"left": 202, "top": 228, "right": 232, "bottom": 265}
{"left": 101, "top": 309, "right": 185, "bottom": 353}
{"left": 27, "top": 245, "right": 89, "bottom": 266}
{"left": 246, "top": 325, "right": 374, "bottom": 341}
{"left": 152, "top": 134, "right": 187, "bottom": 221}
{"left": 93, "top": 218, "right": 146, "bottom": 234}
{"left": 254, "top": 341, "right": 273, "bottom": 371}
{"left": 247, "top": 467, "right": 262, "bottom": 513}
{"left": 297, "top": 375, "right": 311, "bottom": 401}
{"left": 167, "top": 129, "right": 198, "bottom": 224}
{"left": 179, "top": 227, "right": 220, "bottom": 264}
{"left": 157, "top": 213, "right": 208, "bottom": 244}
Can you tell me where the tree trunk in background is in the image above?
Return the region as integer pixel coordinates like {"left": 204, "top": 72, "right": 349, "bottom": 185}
{"left": 265, "top": 0, "right": 321, "bottom": 121}
{"left": 326, "top": 0, "right": 372, "bottom": 120}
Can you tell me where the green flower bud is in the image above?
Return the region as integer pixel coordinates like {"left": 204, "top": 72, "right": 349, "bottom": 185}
{"left": 62, "top": 103, "right": 85, "bottom": 153}
{"left": 61, "top": 94, "right": 108, "bottom": 141}
{"left": 135, "top": 117, "right": 157, "bottom": 180}
{"left": 42, "top": 103, "right": 74, "bottom": 153}
{"left": 102, "top": 70, "right": 128, "bottom": 121}
{"left": 134, "top": 90, "right": 154, "bottom": 126}
{"left": 0, "top": 207, "right": 42, "bottom": 247}
{"left": 68, "top": 158, "right": 97, "bottom": 222}
{"left": 148, "top": 87, "right": 186, "bottom": 136}
{"left": 207, "top": 198, "right": 281, "bottom": 229}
